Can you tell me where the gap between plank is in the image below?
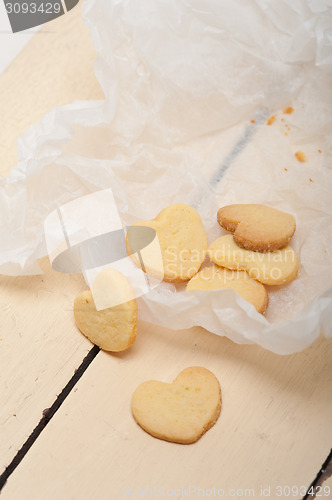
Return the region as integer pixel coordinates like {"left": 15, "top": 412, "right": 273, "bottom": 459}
{"left": 0, "top": 344, "right": 100, "bottom": 492}
{"left": 303, "top": 448, "right": 332, "bottom": 499}
{"left": 0, "top": 343, "right": 330, "bottom": 495}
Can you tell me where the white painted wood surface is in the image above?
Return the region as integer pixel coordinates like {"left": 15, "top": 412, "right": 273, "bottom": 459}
{"left": 1, "top": 325, "right": 331, "bottom": 499}
{"left": 0, "top": 3, "right": 103, "bottom": 473}
{"left": 0, "top": 3, "right": 331, "bottom": 498}
{"left": 0, "top": 259, "right": 93, "bottom": 470}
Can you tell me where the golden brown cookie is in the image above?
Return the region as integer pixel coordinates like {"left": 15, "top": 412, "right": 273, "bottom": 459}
{"left": 127, "top": 203, "right": 208, "bottom": 282}
{"left": 208, "top": 235, "right": 299, "bottom": 285}
{"left": 186, "top": 264, "right": 268, "bottom": 314}
{"left": 131, "top": 367, "right": 221, "bottom": 444}
{"left": 217, "top": 204, "right": 296, "bottom": 252}
{"left": 74, "top": 269, "right": 137, "bottom": 352}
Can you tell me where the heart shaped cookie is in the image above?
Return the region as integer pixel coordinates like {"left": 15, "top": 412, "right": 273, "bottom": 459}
{"left": 186, "top": 264, "right": 268, "bottom": 314}
{"left": 74, "top": 269, "right": 137, "bottom": 352}
{"left": 127, "top": 203, "right": 208, "bottom": 282}
{"left": 208, "top": 235, "right": 299, "bottom": 285}
{"left": 131, "top": 367, "right": 221, "bottom": 444}
{"left": 217, "top": 204, "right": 296, "bottom": 252}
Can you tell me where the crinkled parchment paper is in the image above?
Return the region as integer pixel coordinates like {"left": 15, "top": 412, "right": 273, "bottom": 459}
{"left": 1, "top": 0, "right": 332, "bottom": 353}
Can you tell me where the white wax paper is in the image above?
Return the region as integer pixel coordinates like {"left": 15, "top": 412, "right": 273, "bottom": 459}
{"left": 1, "top": 0, "right": 332, "bottom": 354}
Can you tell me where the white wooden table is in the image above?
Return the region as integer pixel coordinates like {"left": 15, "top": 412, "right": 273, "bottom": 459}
{"left": 0, "top": 4, "right": 331, "bottom": 499}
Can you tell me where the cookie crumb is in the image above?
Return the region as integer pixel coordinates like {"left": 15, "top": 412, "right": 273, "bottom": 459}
{"left": 318, "top": 149, "right": 322, "bottom": 153}
{"left": 283, "top": 107, "right": 294, "bottom": 114}
{"left": 13, "top": 414, "right": 16, "bottom": 417}
{"left": 251, "top": 119, "right": 255, "bottom": 123}
{"left": 267, "top": 115, "right": 276, "bottom": 125}
{"left": 284, "top": 168, "right": 288, "bottom": 171}
{"left": 295, "top": 151, "right": 306, "bottom": 162}
{"left": 309, "top": 178, "right": 314, "bottom": 182}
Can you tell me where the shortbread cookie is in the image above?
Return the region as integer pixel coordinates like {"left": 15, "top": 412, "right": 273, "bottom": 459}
{"left": 74, "top": 269, "right": 137, "bottom": 352}
{"left": 131, "top": 367, "right": 221, "bottom": 444}
{"left": 217, "top": 204, "right": 296, "bottom": 252}
{"left": 208, "top": 235, "right": 298, "bottom": 285}
{"left": 127, "top": 203, "right": 208, "bottom": 282}
{"left": 186, "top": 265, "right": 268, "bottom": 314}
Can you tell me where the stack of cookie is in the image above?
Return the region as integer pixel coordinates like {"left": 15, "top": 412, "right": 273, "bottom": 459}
{"left": 126, "top": 203, "right": 298, "bottom": 315}
{"left": 189, "top": 204, "right": 298, "bottom": 315}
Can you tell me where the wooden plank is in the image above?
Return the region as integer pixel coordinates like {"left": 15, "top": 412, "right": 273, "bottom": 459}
{"left": 0, "top": 259, "right": 94, "bottom": 471}
{"left": 0, "top": 2, "right": 103, "bottom": 178}
{"left": 0, "top": 1, "right": 103, "bottom": 473}
{"left": 1, "top": 323, "right": 331, "bottom": 499}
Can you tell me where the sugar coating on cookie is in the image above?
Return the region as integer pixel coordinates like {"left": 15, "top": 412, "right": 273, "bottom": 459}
{"left": 74, "top": 269, "right": 137, "bottom": 352}
{"left": 208, "top": 235, "right": 298, "bottom": 285}
{"left": 127, "top": 203, "right": 208, "bottom": 282}
{"left": 131, "top": 367, "right": 221, "bottom": 444}
{"left": 217, "top": 204, "right": 296, "bottom": 252}
{"left": 186, "top": 265, "right": 268, "bottom": 314}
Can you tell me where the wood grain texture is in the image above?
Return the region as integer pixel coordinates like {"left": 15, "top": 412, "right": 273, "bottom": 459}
{"left": 1, "top": 324, "right": 331, "bottom": 499}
